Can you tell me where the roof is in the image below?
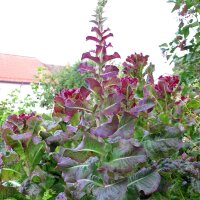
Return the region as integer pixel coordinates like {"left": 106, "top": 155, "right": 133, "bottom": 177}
{"left": 0, "top": 53, "right": 48, "bottom": 83}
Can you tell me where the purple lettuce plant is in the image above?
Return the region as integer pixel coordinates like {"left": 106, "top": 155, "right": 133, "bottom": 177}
{"left": 0, "top": 0, "right": 199, "bottom": 199}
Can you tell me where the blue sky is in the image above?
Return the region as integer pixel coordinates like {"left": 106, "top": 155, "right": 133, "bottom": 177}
{"left": 0, "top": 0, "right": 178, "bottom": 78}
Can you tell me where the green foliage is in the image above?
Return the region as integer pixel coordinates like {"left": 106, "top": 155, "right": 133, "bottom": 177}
{"left": 160, "top": 0, "right": 200, "bottom": 90}
{"left": 0, "top": 89, "right": 38, "bottom": 126}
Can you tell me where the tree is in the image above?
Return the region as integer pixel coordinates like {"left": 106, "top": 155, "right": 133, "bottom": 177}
{"left": 160, "top": 0, "right": 200, "bottom": 93}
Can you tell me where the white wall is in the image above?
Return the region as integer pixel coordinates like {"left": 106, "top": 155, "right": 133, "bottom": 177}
{"left": 0, "top": 82, "right": 50, "bottom": 114}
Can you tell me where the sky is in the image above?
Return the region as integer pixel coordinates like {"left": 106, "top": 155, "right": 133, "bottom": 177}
{"left": 0, "top": 0, "right": 178, "bottom": 79}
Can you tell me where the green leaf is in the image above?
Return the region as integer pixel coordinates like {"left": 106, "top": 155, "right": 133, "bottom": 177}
{"left": 186, "top": 99, "right": 200, "bottom": 109}
{"left": 128, "top": 168, "right": 161, "bottom": 196}
{"left": 25, "top": 142, "right": 45, "bottom": 170}
{"left": 81, "top": 136, "right": 107, "bottom": 155}
{"left": 63, "top": 149, "right": 92, "bottom": 162}
{"left": 143, "top": 137, "right": 182, "bottom": 160}
{"left": 159, "top": 113, "right": 170, "bottom": 124}
{"left": 70, "top": 112, "right": 81, "bottom": 126}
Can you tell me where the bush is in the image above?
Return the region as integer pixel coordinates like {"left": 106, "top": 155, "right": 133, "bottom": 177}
{"left": 33, "top": 62, "right": 91, "bottom": 110}
{"left": 0, "top": 0, "right": 199, "bottom": 199}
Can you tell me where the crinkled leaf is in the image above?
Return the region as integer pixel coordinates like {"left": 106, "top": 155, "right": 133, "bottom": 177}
{"left": 91, "top": 115, "right": 119, "bottom": 138}
{"left": 128, "top": 168, "right": 161, "bottom": 195}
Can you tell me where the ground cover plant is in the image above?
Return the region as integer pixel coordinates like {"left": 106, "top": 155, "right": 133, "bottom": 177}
{"left": 0, "top": 0, "right": 199, "bottom": 199}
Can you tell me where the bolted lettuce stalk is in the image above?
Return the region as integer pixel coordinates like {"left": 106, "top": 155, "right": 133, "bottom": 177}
{"left": 95, "top": 0, "right": 108, "bottom": 32}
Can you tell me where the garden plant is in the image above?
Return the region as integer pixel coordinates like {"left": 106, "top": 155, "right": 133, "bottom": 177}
{"left": 0, "top": 0, "right": 199, "bottom": 199}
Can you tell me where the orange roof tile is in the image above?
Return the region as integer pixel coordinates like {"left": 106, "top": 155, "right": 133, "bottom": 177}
{"left": 0, "top": 53, "right": 48, "bottom": 83}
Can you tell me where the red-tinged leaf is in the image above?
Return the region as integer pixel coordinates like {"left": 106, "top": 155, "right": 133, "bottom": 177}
{"left": 79, "top": 86, "right": 91, "bottom": 99}
{"left": 110, "top": 120, "right": 134, "bottom": 140}
{"left": 81, "top": 52, "right": 100, "bottom": 63}
{"left": 54, "top": 96, "right": 65, "bottom": 113}
{"left": 85, "top": 78, "right": 103, "bottom": 96}
{"left": 101, "top": 102, "right": 121, "bottom": 116}
{"left": 102, "top": 77, "right": 120, "bottom": 88}
{"left": 79, "top": 62, "right": 96, "bottom": 74}
{"left": 46, "top": 132, "right": 68, "bottom": 145}
{"left": 107, "top": 93, "right": 124, "bottom": 104}
{"left": 96, "top": 45, "right": 106, "bottom": 55}
{"left": 104, "top": 65, "right": 119, "bottom": 73}
{"left": 101, "top": 65, "right": 119, "bottom": 79}
{"left": 86, "top": 36, "right": 100, "bottom": 43}
{"left": 91, "top": 115, "right": 119, "bottom": 138}
{"left": 122, "top": 61, "right": 134, "bottom": 69}
{"left": 102, "top": 33, "right": 113, "bottom": 41}
{"left": 130, "top": 98, "right": 155, "bottom": 116}
{"left": 103, "top": 52, "right": 121, "bottom": 62}
{"left": 54, "top": 155, "right": 79, "bottom": 169}
{"left": 6, "top": 115, "right": 24, "bottom": 131}
{"left": 2, "top": 121, "right": 18, "bottom": 133}
{"left": 91, "top": 27, "right": 102, "bottom": 36}
{"left": 100, "top": 71, "right": 119, "bottom": 79}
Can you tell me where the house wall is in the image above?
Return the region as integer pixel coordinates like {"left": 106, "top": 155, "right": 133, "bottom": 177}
{"left": 0, "top": 82, "right": 50, "bottom": 113}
